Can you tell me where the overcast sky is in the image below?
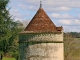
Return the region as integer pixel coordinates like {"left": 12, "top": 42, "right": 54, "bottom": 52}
{"left": 9, "top": 0, "right": 80, "bottom": 32}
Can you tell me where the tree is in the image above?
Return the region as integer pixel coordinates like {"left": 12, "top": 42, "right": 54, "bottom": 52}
{"left": 0, "top": 0, "right": 23, "bottom": 56}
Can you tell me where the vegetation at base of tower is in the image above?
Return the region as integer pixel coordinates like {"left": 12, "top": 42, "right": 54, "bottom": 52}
{"left": 2, "top": 57, "right": 16, "bottom": 60}
{"left": 0, "top": 0, "right": 23, "bottom": 59}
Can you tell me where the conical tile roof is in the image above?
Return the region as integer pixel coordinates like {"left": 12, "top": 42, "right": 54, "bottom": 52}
{"left": 24, "top": 6, "right": 62, "bottom": 32}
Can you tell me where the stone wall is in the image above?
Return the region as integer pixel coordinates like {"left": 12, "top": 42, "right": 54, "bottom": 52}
{"left": 19, "top": 33, "right": 63, "bottom": 42}
{"left": 19, "top": 32, "right": 64, "bottom": 60}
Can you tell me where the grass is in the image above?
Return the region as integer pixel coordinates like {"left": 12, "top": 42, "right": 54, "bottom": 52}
{"left": 2, "top": 57, "right": 16, "bottom": 60}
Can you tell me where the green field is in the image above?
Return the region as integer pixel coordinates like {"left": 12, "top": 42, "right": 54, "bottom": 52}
{"left": 2, "top": 57, "right": 16, "bottom": 60}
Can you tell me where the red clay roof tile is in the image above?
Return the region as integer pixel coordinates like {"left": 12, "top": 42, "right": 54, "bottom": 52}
{"left": 24, "top": 7, "right": 63, "bottom": 32}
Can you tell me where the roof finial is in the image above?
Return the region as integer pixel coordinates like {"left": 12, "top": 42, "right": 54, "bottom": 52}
{"left": 40, "top": 0, "right": 42, "bottom": 8}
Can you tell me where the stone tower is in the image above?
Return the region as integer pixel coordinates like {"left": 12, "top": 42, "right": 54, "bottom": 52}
{"left": 19, "top": 1, "right": 64, "bottom": 60}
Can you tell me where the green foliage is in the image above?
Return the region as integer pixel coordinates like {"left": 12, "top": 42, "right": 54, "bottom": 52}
{"left": 0, "top": 0, "right": 23, "bottom": 58}
{"left": 70, "top": 32, "right": 80, "bottom": 38}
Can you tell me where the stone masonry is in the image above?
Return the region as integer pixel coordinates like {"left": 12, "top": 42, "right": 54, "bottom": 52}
{"left": 19, "top": 33, "right": 64, "bottom": 60}
{"left": 19, "top": 1, "right": 64, "bottom": 60}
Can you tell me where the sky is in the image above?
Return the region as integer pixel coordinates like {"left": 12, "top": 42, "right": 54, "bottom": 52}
{"left": 8, "top": 0, "right": 80, "bottom": 32}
